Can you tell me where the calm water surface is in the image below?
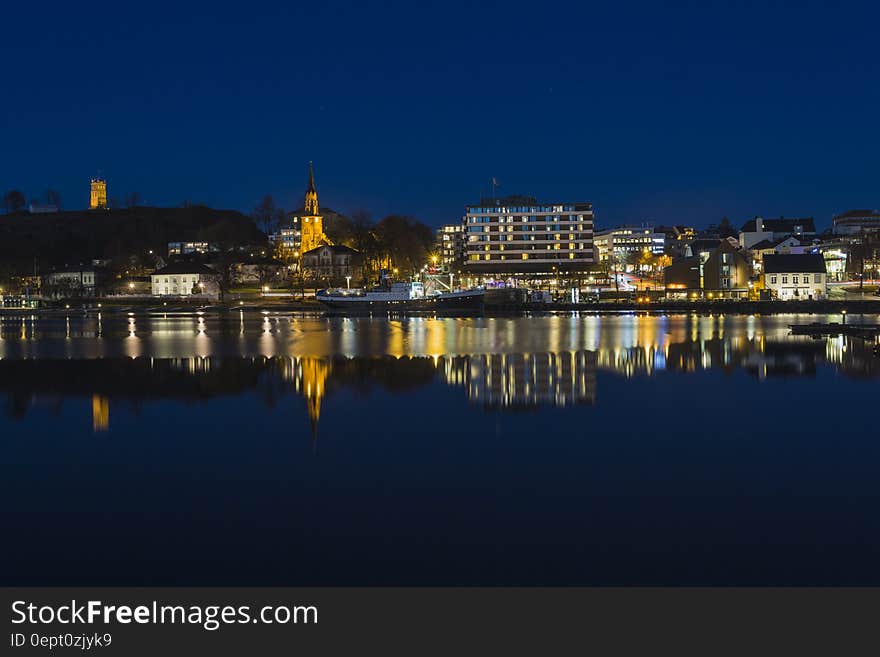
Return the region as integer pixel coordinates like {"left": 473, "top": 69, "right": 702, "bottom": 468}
{"left": 1, "top": 309, "right": 879, "bottom": 585}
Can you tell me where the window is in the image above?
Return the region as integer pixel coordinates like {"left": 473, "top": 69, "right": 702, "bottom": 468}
{"left": 793, "top": 276, "right": 799, "bottom": 284}
{"left": 814, "top": 274, "right": 821, "bottom": 283}
{"left": 771, "top": 276, "right": 777, "bottom": 284}
{"left": 782, "top": 276, "right": 788, "bottom": 284}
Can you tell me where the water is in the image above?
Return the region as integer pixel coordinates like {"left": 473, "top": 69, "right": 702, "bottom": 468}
{"left": 1, "top": 309, "right": 879, "bottom": 585}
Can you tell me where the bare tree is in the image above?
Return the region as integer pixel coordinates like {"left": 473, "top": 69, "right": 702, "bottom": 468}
{"left": 2, "top": 189, "right": 26, "bottom": 213}
{"left": 45, "top": 188, "right": 62, "bottom": 210}
{"left": 252, "top": 195, "right": 279, "bottom": 236}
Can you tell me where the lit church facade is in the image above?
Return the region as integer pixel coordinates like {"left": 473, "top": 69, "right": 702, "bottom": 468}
{"left": 276, "top": 162, "right": 329, "bottom": 261}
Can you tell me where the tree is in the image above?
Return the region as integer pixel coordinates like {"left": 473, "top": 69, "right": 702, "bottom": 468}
{"left": 45, "top": 189, "right": 62, "bottom": 210}
{"left": 373, "top": 215, "right": 434, "bottom": 276}
{"left": 3, "top": 189, "right": 26, "bottom": 213}
{"left": 252, "top": 195, "right": 280, "bottom": 236}
{"left": 718, "top": 216, "right": 737, "bottom": 239}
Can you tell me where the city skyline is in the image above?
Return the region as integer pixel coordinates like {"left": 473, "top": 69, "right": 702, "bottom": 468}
{"left": 3, "top": 2, "right": 879, "bottom": 228}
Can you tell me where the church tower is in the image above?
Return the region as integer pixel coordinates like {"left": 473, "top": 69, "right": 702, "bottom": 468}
{"left": 299, "top": 162, "right": 327, "bottom": 253}
{"left": 89, "top": 178, "right": 107, "bottom": 209}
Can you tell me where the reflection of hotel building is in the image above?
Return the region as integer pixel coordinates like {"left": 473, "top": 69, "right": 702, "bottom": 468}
{"left": 440, "top": 352, "right": 597, "bottom": 408}
{"left": 462, "top": 196, "right": 594, "bottom": 280}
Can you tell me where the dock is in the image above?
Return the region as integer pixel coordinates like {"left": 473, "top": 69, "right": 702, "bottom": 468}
{"left": 789, "top": 322, "right": 880, "bottom": 339}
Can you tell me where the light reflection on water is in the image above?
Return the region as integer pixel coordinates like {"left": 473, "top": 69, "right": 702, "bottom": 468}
{"left": 3, "top": 311, "right": 880, "bottom": 586}
{"left": 0, "top": 311, "right": 877, "bottom": 434}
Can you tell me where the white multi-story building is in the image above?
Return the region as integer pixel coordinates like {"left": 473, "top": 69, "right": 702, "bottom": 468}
{"left": 462, "top": 195, "right": 593, "bottom": 276}
{"left": 593, "top": 225, "right": 665, "bottom": 266}
{"left": 763, "top": 253, "right": 827, "bottom": 300}
{"left": 151, "top": 263, "right": 220, "bottom": 299}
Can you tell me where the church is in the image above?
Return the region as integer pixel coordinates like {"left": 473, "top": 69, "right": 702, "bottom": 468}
{"left": 292, "top": 162, "right": 329, "bottom": 254}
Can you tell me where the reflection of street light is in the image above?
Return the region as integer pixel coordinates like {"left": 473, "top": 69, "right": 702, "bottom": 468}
{"left": 842, "top": 309, "right": 848, "bottom": 324}
{"left": 345, "top": 276, "right": 351, "bottom": 289}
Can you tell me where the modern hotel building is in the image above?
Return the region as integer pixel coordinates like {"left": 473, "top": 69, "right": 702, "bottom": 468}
{"left": 461, "top": 195, "right": 594, "bottom": 277}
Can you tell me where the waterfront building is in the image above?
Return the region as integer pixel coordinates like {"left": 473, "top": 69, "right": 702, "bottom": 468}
{"left": 436, "top": 223, "right": 465, "bottom": 272}
{"left": 593, "top": 225, "right": 665, "bottom": 268}
{"left": 42, "top": 268, "right": 101, "bottom": 298}
{"left": 762, "top": 253, "right": 827, "bottom": 300}
{"left": 832, "top": 209, "right": 880, "bottom": 236}
{"left": 150, "top": 263, "right": 220, "bottom": 299}
{"left": 664, "top": 239, "right": 750, "bottom": 298}
{"left": 462, "top": 195, "right": 594, "bottom": 278}
{"left": 739, "top": 216, "right": 816, "bottom": 249}
{"left": 301, "top": 244, "right": 364, "bottom": 285}
{"left": 89, "top": 178, "right": 107, "bottom": 209}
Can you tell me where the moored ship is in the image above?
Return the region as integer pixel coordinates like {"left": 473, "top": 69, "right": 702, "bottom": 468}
{"left": 317, "top": 281, "right": 484, "bottom": 315}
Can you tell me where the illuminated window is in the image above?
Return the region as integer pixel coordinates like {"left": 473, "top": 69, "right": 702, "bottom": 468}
{"left": 522, "top": 253, "right": 529, "bottom": 260}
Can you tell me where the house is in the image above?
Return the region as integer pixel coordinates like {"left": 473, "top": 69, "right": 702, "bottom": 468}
{"left": 42, "top": 268, "right": 101, "bottom": 298}
{"left": 150, "top": 263, "right": 220, "bottom": 299}
{"left": 739, "top": 217, "right": 817, "bottom": 249}
{"left": 301, "top": 245, "right": 364, "bottom": 284}
{"left": 762, "top": 253, "right": 827, "bottom": 300}
{"left": 665, "top": 239, "right": 750, "bottom": 298}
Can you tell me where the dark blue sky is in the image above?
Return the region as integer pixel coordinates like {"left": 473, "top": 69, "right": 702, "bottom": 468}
{"left": 2, "top": 0, "right": 878, "bottom": 229}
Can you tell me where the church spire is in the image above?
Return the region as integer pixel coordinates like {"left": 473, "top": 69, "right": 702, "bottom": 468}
{"left": 304, "top": 161, "right": 319, "bottom": 216}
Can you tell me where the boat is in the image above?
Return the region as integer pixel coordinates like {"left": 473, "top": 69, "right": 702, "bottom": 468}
{"left": 316, "top": 281, "right": 484, "bottom": 315}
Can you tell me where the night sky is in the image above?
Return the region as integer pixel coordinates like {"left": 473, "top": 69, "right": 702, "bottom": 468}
{"left": 2, "top": 0, "right": 878, "bottom": 229}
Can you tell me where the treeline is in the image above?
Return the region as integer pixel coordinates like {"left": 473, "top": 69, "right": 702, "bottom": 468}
{"left": 251, "top": 195, "right": 436, "bottom": 276}
{"left": 323, "top": 211, "right": 435, "bottom": 276}
{"left": 0, "top": 205, "right": 265, "bottom": 277}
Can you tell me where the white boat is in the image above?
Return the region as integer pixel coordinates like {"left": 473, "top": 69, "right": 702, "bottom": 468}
{"left": 317, "top": 282, "right": 484, "bottom": 315}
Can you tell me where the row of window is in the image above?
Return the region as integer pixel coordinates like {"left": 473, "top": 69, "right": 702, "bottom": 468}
{"left": 467, "top": 205, "right": 585, "bottom": 214}
{"left": 468, "top": 253, "right": 593, "bottom": 261}
{"left": 467, "top": 215, "right": 590, "bottom": 224}
{"left": 468, "top": 243, "right": 591, "bottom": 251}
{"left": 468, "top": 234, "right": 592, "bottom": 242}
{"left": 769, "top": 274, "right": 823, "bottom": 284}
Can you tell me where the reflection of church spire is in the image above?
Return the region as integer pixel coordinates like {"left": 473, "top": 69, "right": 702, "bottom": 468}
{"left": 299, "top": 358, "right": 330, "bottom": 443}
{"left": 92, "top": 394, "right": 109, "bottom": 432}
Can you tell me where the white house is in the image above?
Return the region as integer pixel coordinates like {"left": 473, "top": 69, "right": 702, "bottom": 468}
{"left": 43, "top": 269, "right": 100, "bottom": 298}
{"left": 151, "top": 263, "right": 220, "bottom": 299}
{"left": 763, "top": 253, "right": 827, "bottom": 300}
{"left": 739, "top": 217, "right": 817, "bottom": 249}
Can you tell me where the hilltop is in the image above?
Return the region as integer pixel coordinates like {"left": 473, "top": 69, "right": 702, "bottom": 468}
{"left": 0, "top": 205, "right": 265, "bottom": 272}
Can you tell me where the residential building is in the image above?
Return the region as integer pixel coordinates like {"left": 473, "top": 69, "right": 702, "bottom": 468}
{"left": 832, "top": 209, "right": 880, "bottom": 236}
{"left": 167, "top": 241, "right": 216, "bottom": 256}
{"left": 301, "top": 244, "right": 364, "bottom": 284}
{"left": 150, "top": 263, "right": 220, "bottom": 299}
{"left": 665, "top": 239, "right": 750, "bottom": 298}
{"left": 42, "top": 269, "right": 101, "bottom": 298}
{"left": 739, "top": 216, "right": 816, "bottom": 249}
{"left": 763, "top": 253, "right": 827, "bottom": 300}
{"left": 28, "top": 203, "right": 59, "bottom": 214}
{"left": 657, "top": 225, "right": 696, "bottom": 258}
{"left": 593, "top": 225, "right": 665, "bottom": 267}
{"left": 436, "top": 223, "right": 465, "bottom": 272}
{"left": 462, "top": 195, "right": 594, "bottom": 276}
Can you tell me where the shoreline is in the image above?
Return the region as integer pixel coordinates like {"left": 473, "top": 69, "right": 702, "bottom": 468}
{"left": 3, "top": 298, "right": 880, "bottom": 316}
